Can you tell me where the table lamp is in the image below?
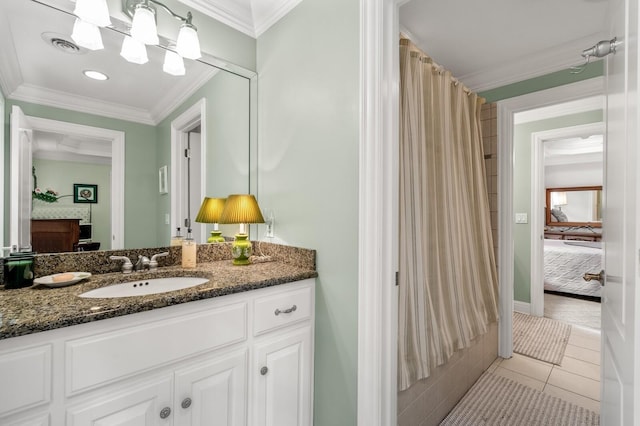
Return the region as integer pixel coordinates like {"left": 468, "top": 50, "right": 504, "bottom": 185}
{"left": 219, "top": 194, "right": 265, "bottom": 265}
{"left": 194, "top": 197, "right": 227, "bottom": 243}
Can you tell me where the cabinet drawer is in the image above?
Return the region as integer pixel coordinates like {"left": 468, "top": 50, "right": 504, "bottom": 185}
{"left": 66, "top": 301, "right": 247, "bottom": 395}
{"left": 0, "top": 345, "right": 51, "bottom": 417}
{"left": 254, "top": 285, "right": 312, "bottom": 335}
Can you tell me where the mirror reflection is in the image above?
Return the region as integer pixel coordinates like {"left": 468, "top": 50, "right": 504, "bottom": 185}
{"left": 1, "top": 0, "right": 254, "bottom": 254}
{"left": 546, "top": 186, "right": 603, "bottom": 227}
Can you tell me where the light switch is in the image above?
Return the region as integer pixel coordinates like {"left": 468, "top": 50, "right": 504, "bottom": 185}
{"left": 515, "top": 213, "right": 528, "bottom": 224}
{"left": 165, "top": 213, "right": 170, "bottom": 225}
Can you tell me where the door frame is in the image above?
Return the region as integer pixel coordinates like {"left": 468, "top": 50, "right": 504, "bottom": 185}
{"left": 496, "top": 77, "right": 604, "bottom": 356}
{"left": 9, "top": 111, "right": 125, "bottom": 250}
{"left": 530, "top": 120, "right": 604, "bottom": 317}
{"left": 170, "top": 99, "right": 207, "bottom": 243}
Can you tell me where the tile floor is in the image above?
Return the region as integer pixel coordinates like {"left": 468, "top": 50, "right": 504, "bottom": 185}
{"left": 489, "top": 324, "right": 601, "bottom": 414}
{"left": 544, "top": 292, "right": 601, "bottom": 330}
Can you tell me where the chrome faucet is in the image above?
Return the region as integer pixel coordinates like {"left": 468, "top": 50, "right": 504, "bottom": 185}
{"left": 109, "top": 255, "right": 133, "bottom": 274}
{"left": 135, "top": 255, "right": 150, "bottom": 271}
{"left": 149, "top": 252, "right": 169, "bottom": 271}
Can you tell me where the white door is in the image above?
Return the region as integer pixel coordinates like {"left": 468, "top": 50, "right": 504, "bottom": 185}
{"left": 173, "top": 350, "right": 247, "bottom": 425}
{"left": 601, "top": 0, "right": 639, "bottom": 423}
{"left": 66, "top": 376, "right": 173, "bottom": 425}
{"left": 253, "top": 326, "right": 312, "bottom": 426}
{"left": 10, "top": 106, "right": 33, "bottom": 251}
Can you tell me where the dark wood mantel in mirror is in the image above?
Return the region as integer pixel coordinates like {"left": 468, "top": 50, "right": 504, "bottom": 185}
{"left": 546, "top": 186, "right": 603, "bottom": 228}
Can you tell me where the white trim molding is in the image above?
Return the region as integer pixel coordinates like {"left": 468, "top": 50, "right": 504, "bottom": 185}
{"left": 530, "top": 121, "right": 604, "bottom": 317}
{"left": 513, "top": 301, "right": 531, "bottom": 315}
{"left": 170, "top": 99, "right": 207, "bottom": 243}
{"left": 358, "top": 0, "right": 402, "bottom": 425}
{"left": 497, "top": 77, "right": 604, "bottom": 358}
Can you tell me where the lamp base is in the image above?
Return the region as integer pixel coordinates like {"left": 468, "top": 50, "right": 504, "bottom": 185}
{"left": 231, "top": 233, "right": 252, "bottom": 265}
{"left": 208, "top": 230, "right": 225, "bottom": 243}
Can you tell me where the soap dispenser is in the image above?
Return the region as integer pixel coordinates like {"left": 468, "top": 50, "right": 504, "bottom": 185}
{"left": 170, "top": 227, "right": 183, "bottom": 246}
{"left": 181, "top": 228, "right": 196, "bottom": 268}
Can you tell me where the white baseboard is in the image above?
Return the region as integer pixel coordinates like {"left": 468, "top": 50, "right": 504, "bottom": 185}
{"left": 513, "top": 301, "right": 531, "bottom": 315}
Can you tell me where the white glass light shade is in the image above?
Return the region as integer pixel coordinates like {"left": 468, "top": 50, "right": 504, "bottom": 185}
{"left": 176, "top": 24, "right": 201, "bottom": 60}
{"left": 73, "top": 0, "right": 112, "bottom": 27}
{"left": 71, "top": 19, "right": 104, "bottom": 51}
{"left": 130, "top": 4, "right": 159, "bottom": 45}
{"left": 163, "top": 50, "right": 185, "bottom": 76}
{"left": 120, "top": 36, "right": 148, "bottom": 64}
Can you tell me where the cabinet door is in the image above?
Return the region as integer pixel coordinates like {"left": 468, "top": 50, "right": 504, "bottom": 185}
{"left": 66, "top": 376, "right": 173, "bottom": 426}
{"left": 253, "top": 326, "right": 312, "bottom": 426}
{"left": 174, "top": 350, "right": 247, "bottom": 426}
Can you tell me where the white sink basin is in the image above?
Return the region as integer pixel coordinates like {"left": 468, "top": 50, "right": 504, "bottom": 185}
{"left": 79, "top": 277, "right": 209, "bottom": 298}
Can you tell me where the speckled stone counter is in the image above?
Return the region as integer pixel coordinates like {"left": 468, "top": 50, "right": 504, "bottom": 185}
{"left": 0, "top": 242, "right": 317, "bottom": 340}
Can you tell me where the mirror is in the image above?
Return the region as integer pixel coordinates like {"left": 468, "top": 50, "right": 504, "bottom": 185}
{"left": 1, "top": 0, "right": 256, "bottom": 254}
{"left": 545, "top": 186, "right": 602, "bottom": 228}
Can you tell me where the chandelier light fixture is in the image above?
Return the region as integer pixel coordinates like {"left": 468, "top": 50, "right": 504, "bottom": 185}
{"left": 70, "top": 0, "right": 202, "bottom": 76}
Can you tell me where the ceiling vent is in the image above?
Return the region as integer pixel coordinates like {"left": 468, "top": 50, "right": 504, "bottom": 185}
{"left": 41, "top": 32, "right": 86, "bottom": 54}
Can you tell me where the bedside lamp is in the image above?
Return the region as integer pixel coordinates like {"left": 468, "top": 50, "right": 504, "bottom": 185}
{"left": 195, "top": 197, "right": 227, "bottom": 243}
{"left": 219, "top": 194, "right": 265, "bottom": 265}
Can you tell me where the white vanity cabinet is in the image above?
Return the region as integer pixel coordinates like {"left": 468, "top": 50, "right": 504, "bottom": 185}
{"left": 0, "top": 279, "right": 314, "bottom": 426}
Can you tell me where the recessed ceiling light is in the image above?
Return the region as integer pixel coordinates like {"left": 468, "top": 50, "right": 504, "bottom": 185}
{"left": 83, "top": 70, "right": 109, "bottom": 81}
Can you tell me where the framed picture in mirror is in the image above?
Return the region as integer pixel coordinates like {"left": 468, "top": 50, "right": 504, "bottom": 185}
{"left": 74, "top": 184, "right": 98, "bottom": 203}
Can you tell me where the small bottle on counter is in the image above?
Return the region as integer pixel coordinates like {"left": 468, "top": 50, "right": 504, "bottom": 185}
{"left": 170, "top": 227, "right": 183, "bottom": 246}
{"left": 181, "top": 228, "right": 196, "bottom": 268}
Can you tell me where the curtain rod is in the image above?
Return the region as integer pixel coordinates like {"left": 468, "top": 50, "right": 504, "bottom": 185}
{"left": 400, "top": 38, "right": 485, "bottom": 104}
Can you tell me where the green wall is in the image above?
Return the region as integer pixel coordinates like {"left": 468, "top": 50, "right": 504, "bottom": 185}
{"left": 3, "top": 100, "right": 159, "bottom": 248}
{"left": 479, "top": 61, "right": 604, "bottom": 103}
{"left": 155, "top": 70, "right": 251, "bottom": 242}
{"left": 256, "top": 0, "right": 360, "bottom": 424}
{"left": 513, "top": 110, "right": 604, "bottom": 303}
{"left": 32, "top": 159, "right": 111, "bottom": 249}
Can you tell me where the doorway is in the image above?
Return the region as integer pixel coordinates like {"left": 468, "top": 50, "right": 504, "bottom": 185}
{"left": 170, "top": 99, "right": 207, "bottom": 244}
{"left": 9, "top": 106, "right": 125, "bottom": 250}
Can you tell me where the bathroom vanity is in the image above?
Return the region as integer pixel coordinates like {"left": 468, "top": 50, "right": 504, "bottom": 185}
{"left": 0, "top": 243, "right": 317, "bottom": 426}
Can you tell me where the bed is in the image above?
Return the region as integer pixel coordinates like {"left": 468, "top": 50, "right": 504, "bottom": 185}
{"left": 544, "top": 238, "right": 602, "bottom": 299}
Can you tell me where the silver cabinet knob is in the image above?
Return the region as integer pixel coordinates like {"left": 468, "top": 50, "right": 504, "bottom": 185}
{"left": 159, "top": 407, "right": 171, "bottom": 419}
{"left": 181, "top": 397, "right": 192, "bottom": 409}
{"left": 260, "top": 366, "right": 268, "bottom": 375}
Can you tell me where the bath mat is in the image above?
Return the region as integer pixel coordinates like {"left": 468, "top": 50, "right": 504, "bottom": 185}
{"left": 512, "top": 312, "right": 571, "bottom": 365}
{"left": 440, "top": 372, "right": 600, "bottom": 426}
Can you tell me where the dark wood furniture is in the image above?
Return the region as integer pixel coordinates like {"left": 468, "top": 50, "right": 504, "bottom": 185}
{"left": 544, "top": 230, "right": 602, "bottom": 242}
{"left": 31, "top": 219, "right": 80, "bottom": 253}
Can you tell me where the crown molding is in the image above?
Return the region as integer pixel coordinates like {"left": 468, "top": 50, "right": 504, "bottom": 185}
{"left": 253, "top": 0, "right": 303, "bottom": 37}
{"left": 460, "top": 32, "right": 609, "bottom": 92}
{"left": 10, "top": 84, "right": 155, "bottom": 125}
{"left": 179, "top": 0, "right": 303, "bottom": 39}
{"left": 179, "top": 0, "right": 256, "bottom": 37}
{"left": 514, "top": 92, "right": 604, "bottom": 124}
{"left": 150, "top": 67, "right": 219, "bottom": 124}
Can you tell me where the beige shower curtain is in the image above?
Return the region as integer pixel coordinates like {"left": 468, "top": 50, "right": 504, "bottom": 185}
{"left": 398, "top": 39, "right": 499, "bottom": 391}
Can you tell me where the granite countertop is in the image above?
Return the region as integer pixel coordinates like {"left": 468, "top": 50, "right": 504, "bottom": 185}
{"left": 0, "top": 243, "right": 317, "bottom": 340}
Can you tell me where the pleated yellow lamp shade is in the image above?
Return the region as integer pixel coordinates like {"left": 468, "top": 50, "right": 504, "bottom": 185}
{"left": 195, "top": 197, "right": 227, "bottom": 223}
{"left": 219, "top": 194, "right": 265, "bottom": 226}
{"left": 195, "top": 197, "right": 227, "bottom": 243}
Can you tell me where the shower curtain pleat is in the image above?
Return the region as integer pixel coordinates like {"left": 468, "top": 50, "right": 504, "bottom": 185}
{"left": 398, "top": 39, "right": 499, "bottom": 391}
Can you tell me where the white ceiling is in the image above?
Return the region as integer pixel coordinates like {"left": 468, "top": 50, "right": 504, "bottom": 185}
{"left": 400, "top": 0, "right": 610, "bottom": 92}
